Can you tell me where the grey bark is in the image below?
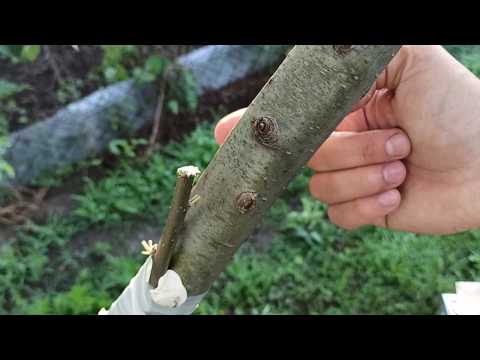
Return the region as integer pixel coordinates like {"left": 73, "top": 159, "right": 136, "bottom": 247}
{"left": 2, "top": 45, "right": 290, "bottom": 187}
{"left": 170, "top": 45, "right": 401, "bottom": 295}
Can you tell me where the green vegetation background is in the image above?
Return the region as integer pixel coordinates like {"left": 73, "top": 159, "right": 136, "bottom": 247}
{"left": 1, "top": 45, "right": 479, "bottom": 315}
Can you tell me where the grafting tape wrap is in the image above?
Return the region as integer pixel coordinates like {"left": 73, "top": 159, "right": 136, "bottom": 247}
{"left": 99, "top": 257, "right": 206, "bottom": 315}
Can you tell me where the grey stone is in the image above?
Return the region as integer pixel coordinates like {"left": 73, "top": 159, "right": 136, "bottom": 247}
{"left": 2, "top": 45, "right": 289, "bottom": 187}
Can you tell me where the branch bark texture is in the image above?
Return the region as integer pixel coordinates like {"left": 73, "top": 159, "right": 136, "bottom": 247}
{"left": 171, "top": 45, "right": 401, "bottom": 295}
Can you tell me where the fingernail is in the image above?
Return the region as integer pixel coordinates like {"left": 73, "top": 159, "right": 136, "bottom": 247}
{"left": 385, "top": 133, "right": 409, "bottom": 157}
{"left": 378, "top": 190, "right": 399, "bottom": 207}
{"left": 219, "top": 115, "right": 240, "bottom": 125}
{"left": 383, "top": 162, "right": 405, "bottom": 184}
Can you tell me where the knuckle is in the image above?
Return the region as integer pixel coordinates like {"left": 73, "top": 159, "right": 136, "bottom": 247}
{"left": 361, "top": 134, "right": 379, "bottom": 163}
{"left": 309, "top": 173, "right": 339, "bottom": 204}
{"left": 327, "top": 206, "right": 340, "bottom": 226}
{"left": 327, "top": 206, "right": 358, "bottom": 231}
{"left": 309, "top": 175, "right": 324, "bottom": 201}
{"left": 352, "top": 197, "right": 370, "bottom": 218}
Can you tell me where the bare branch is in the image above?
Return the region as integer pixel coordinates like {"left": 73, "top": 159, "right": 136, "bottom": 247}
{"left": 148, "top": 166, "right": 200, "bottom": 288}
{"left": 44, "top": 46, "right": 64, "bottom": 85}
{"left": 170, "top": 45, "right": 402, "bottom": 295}
{"left": 145, "top": 76, "right": 168, "bottom": 158}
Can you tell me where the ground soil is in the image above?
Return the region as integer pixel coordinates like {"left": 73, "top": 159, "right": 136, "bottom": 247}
{"left": 0, "top": 45, "right": 200, "bottom": 131}
{"left": 0, "top": 52, "right": 272, "bottom": 244}
{"left": 0, "top": 46, "right": 103, "bottom": 130}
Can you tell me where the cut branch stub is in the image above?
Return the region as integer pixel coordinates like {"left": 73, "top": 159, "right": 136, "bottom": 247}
{"left": 171, "top": 45, "right": 402, "bottom": 295}
{"left": 148, "top": 166, "right": 200, "bottom": 288}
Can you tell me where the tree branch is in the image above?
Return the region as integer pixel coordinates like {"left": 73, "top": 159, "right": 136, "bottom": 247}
{"left": 169, "top": 45, "right": 402, "bottom": 296}
{"left": 44, "top": 46, "right": 64, "bottom": 85}
{"left": 145, "top": 65, "right": 175, "bottom": 158}
{"left": 148, "top": 166, "right": 200, "bottom": 288}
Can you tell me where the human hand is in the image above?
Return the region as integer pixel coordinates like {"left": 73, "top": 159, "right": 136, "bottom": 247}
{"left": 215, "top": 45, "right": 480, "bottom": 235}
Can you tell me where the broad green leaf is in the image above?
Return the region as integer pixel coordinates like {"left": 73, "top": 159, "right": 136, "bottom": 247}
{"left": 167, "top": 99, "right": 179, "bottom": 115}
{"left": 144, "top": 56, "right": 166, "bottom": 76}
{"left": 0, "top": 80, "right": 30, "bottom": 100}
{"left": 0, "top": 161, "right": 15, "bottom": 179}
{"left": 21, "top": 45, "right": 41, "bottom": 62}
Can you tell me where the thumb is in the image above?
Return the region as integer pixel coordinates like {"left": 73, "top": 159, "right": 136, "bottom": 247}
{"left": 214, "top": 108, "right": 247, "bottom": 145}
{"left": 352, "top": 45, "right": 410, "bottom": 113}
{"left": 338, "top": 46, "right": 412, "bottom": 132}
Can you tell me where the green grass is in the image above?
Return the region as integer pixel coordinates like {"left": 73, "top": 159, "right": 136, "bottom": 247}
{"left": 444, "top": 45, "right": 480, "bottom": 76}
{"left": 197, "top": 165, "right": 480, "bottom": 315}
{"left": 2, "top": 121, "right": 479, "bottom": 315}
{"left": 0, "top": 121, "right": 219, "bottom": 314}
{"left": 1, "top": 45, "right": 480, "bottom": 315}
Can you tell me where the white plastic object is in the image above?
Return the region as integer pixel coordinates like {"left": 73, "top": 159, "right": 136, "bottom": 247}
{"left": 441, "top": 281, "right": 480, "bottom": 315}
{"left": 99, "top": 257, "right": 206, "bottom": 315}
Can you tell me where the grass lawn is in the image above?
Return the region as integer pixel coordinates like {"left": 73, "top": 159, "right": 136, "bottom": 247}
{"left": 1, "top": 45, "right": 479, "bottom": 315}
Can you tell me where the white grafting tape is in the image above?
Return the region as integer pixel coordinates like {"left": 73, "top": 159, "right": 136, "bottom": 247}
{"left": 99, "top": 257, "right": 206, "bottom": 315}
{"left": 150, "top": 270, "right": 187, "bottom": 307}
